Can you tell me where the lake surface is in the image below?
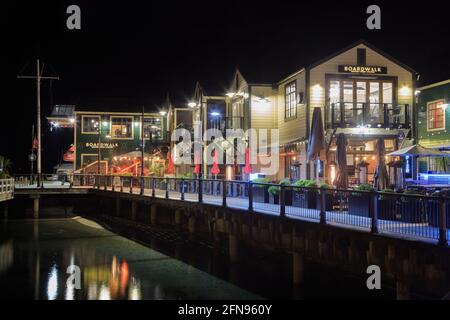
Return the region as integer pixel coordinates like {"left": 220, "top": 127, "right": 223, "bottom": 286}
{"left": 0, "top": 218, "right": 259, "bottom": 300}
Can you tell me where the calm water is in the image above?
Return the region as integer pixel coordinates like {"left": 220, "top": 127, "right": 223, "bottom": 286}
{"left": 0, "top": 218, "right": 259, "bottom": 300}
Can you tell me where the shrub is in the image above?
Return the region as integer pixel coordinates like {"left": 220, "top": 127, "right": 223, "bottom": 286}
{"left": 268, "top": 179, "right": 291, "bottom": 195}
{"left": 252, "top": 177, "right": 271, "bottom": 187}
{"left": 355, "top": 184, "right": 375, "bottom": 192}
{"left": 293, "top": 179, "right": 317, "bottom": 190}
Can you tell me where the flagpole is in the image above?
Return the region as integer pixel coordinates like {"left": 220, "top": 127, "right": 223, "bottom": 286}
{"left": 31, "top": 125, "right": 35, "bottom": 175}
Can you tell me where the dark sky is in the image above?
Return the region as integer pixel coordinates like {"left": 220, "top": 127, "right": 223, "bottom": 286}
{"left": 2, "top": 0, "right": 450, "bottom": 172}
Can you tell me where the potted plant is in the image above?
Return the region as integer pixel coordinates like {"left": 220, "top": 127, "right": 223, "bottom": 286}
{"left": 377, "top": 189, "right": 398, "bottom": 221}
{"left": 292, "top": 179, "right": 317, "bottom": 209}
{"left": 252, "top": 177, "right": 271, "bottom": 203}
{"left": 398, "top": 190, "right": 426, "bottom": 223}
{"left": 268, "top": 179, "right": 291, "bottom": 205}
{"left": 316, "top": 183, "right": 334, "bottom": 211}
{"left": 348, "top": 184, "right": 374, "bottom": 217}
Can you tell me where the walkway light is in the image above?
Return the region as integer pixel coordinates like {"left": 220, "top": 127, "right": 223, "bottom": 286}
{"left": 188, "top": 102, "right": 197, "bottom": 108}
{"left": 69, "top": 118, "right": 75, "bottom": 124}
{"left": 159, "top": 110, "right": 167, "bottom": 116}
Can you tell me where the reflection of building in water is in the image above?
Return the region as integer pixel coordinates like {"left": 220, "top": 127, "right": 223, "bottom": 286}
{"left": 0, "top": 241, "right": 13, "bottom": 275}
{"left": 81, "top": 255, "right": 141, "bottom": 300}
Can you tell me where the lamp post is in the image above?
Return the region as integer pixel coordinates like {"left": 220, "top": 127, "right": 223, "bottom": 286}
{"left": 189, "top": 83, "right": 204, "bottom": 179}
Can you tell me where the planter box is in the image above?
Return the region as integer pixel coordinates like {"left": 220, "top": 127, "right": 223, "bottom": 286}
{"left": 316, "top": 192, "right": 333, "bottom": 211}
{"left": 269, "top": 194, "right": 279, "bottom": 205}
{"left": 398, "top": 199, "right": 426, "bottom": 223}
{"left": 253, "top": 186, "right": 269, "bottom": 203}
{"left": 348, "top": 194, "right": 371, "bottom": 217}
{"left": 377, "top": 198, "right": 398, "bottom": 221}
{"left": 292, "top": 189, "right": 316, "bottom": 209}
{"left": 426, "top": 200, "right": 450, "bottom": 228}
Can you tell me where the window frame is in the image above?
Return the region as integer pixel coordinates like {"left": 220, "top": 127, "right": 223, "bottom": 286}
{"left": 141, "top": 116, "right": 164, "bottom": 140}
{"left": 427, "top": 99, "right": 445, "bottom": 132}
{"left": 284, "top": 81, "right": 297, "bottom": 120}
{"left": 110, "top": 116, "right": 134, "bottom": 140}
{"left": 81, "top": 115, "right": 101, "bottom": 134}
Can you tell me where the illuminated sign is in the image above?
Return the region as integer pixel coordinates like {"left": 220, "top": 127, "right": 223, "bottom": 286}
{"left": 85, "top": 142, "right": 119, "bottom": 149}
{"left": 338, "top": 65, "right": 387, "bottom": 74}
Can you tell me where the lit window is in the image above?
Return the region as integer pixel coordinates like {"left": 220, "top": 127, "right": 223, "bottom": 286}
{"left": 427, "top": 100, "right": 445, "bottom": 131}
{"left": 143, "top": 117, "right": 163, "bottom": 140}
{"left": 111, "top": 117, "right": 133, "bottom": 139}
{"left": 81, "top": 116, "right": 100, "bottom": 133}
{"left": 285, "top": 81, "right": 297, "bottom": 120}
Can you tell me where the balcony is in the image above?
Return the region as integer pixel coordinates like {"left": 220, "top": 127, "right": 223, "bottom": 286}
{"left": 325, "top": 103, "right": 410, "bottom": 130}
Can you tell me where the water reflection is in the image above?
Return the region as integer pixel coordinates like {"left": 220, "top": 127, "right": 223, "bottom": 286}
{"left": 0, "top": 219, "right": 256, "bottom": 300}
{"left": 47, "top": 265, "right": 58, "bottom": 300}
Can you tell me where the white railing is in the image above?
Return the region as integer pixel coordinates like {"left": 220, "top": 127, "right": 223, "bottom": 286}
{"left": 0, "top": 178, "right": 14, "bottom": 201}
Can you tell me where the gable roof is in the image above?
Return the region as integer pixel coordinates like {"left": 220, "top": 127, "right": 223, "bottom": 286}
{"left": 306, "top": 39, "right": 417, "bottom": 74}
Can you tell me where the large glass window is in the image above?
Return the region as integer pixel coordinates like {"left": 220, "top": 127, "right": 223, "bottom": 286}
{"left": 285, "top": 81, "right": 297, "bottom": 119}
{"left": 427, "top": 100, "right": 445, "bottom": 131}
{"left": 143, "top": 117, "right": 163, "bottom": 140}
{"left": 81, "top": 116, "right": 100, "bottom": 133}
{"left": 111, "top": 117, "right": 133, "bottom": 139}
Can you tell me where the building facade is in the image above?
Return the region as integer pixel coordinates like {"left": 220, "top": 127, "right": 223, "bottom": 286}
{"left": 183, "top": 40, "right": 416, "bottom": 184}
{"left": 417, "top": 79, "right": 450, "bottom": 179}
{"left": 74, "top": 109, "right": 169, "bottom": 175}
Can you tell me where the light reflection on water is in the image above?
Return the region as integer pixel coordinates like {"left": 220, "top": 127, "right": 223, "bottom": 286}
{"left": 0, "top": 219, "right": 258, "bottom": 300}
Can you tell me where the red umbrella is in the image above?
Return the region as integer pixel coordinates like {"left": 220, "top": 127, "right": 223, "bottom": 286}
{"left": 244, "top": 148, "right": 252, "bottom": 174}
{"left": 193, "top": 150, "right": 201, "bottom": 175}
{"left": 166, "top": 151, "right": 175, "bottom": 174}
{"left": 211, "top": 149, "right": 220, "bottom": 176}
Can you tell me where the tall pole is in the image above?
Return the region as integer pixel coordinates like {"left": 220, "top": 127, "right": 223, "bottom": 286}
{"left": 31, "top": 125, "right": 35, "bottom": 175}
{"left": 18, "top": 59, "right": 59, "bottom": 176}
{"left": 97, "top": 123, "right": 101, "bottom": 175}
{"left": 141, "top": 106, "right": 145, "bottom": 177}
{"left": 36, "top": 59, "right": 41, "bottom": 176}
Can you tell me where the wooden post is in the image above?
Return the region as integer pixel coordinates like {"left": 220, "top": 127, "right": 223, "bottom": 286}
{"left": 248, "top": 181, "right": 253, "bottom": 212}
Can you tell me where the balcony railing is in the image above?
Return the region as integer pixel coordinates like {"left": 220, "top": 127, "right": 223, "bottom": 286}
{"left": 326, "top": 103, "right": 410, "bottom": 130}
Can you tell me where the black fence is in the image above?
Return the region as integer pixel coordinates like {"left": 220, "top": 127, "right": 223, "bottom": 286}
{"left": 14, "top": 174, "right": 449, "bottom": 246}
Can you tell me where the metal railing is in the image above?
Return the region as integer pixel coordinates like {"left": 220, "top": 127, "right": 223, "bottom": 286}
{"left": 0, "top": 178, "right": 14, "bottom": 201}
{"left": 13, "top": 174, "right": 449, "bottom": 246}
{"left": 326, "top": 103, "right": 410, "bottom": 130}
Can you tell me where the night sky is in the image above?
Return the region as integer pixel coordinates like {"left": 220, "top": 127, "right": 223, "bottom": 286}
{"left": 2, "top": 0, "right": 450, "bottom": 172}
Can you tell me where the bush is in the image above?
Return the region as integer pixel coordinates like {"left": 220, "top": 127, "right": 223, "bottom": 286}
{"left": 268, "top": 179, "right": 291, "bottom": 195}
{"left": 293, "top": 179, "right": 317, "bottom": 189}
{"left": 355, "top": 184, "right": 375, "bottom": 192}
{"left": 252, "top": 177, "right": 271, "bottom": 187}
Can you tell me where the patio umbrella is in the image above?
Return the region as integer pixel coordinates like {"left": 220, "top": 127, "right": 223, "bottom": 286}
{"left": 307, "top": 107, "right": 326, "bottom": 162}
{"left": 334, "top": 133, "right": 348, "bottom": 189}
{"left": 373, "top": 138, "right": 389, "bottom": 190}
{"left": 244, "top": 147, "right": 252, "bottom": 174}
{"left": 211, "top": 149, "right": 220, "bottom": 177}
{"left": 387, "top": 144, "right": 450, "bottom": 157}
{"left": 166, "top": 151, "right": 175, "bottom": 174}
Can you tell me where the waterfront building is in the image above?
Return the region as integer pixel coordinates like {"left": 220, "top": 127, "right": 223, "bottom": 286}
{"left": 48, "top": 106, "right": 170, "bottom": 175}
{"left": 417, "top": 79, "right": 450, "bottom": 183}
{"left": 187, "top": 40, "right": 416, "bottom": 184}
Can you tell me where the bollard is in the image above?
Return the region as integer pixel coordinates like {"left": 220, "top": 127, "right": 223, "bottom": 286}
{"left": 280, "top": 184, "right": 286, "bottom": 217}
{"left": 319, "top": 186, "right": 326, "bottom": 224}
{"left": 198, "top": 178, "right": 203, "bottom": 203}
{"left": 152, "top": 178, "right": 156, "bottom": 198}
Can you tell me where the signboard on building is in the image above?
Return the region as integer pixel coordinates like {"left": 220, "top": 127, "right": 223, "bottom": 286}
{"left": 85, "top": 142, "right": 119, "bottom": 149}
{"left": 338, "top": 65, "right": 387, "bottom": 74}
